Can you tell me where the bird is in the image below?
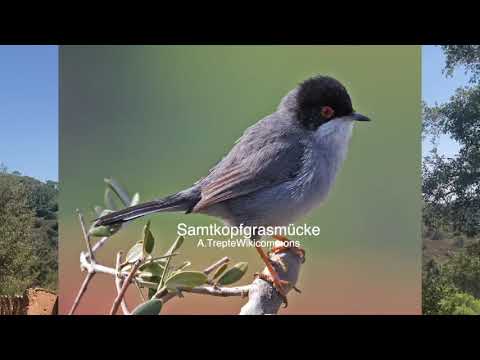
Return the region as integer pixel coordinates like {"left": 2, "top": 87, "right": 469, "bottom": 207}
{"left": 94, "top": 75, "right": 370, "bottom": 305}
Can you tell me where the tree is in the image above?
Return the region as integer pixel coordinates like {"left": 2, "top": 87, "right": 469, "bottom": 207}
{"left": 423, "top": 241, "right": 480, "bottom": 314}
{"left": 422, "top": 46, "right": 480, "bottom": 315}
{"left": 422, "top": 259, "right": 456, "bottom": 315}
{"left": 423, "top": 46, "right": 480, "bottom": 237}
{"left": 0, "top": 175, "right": 38, "bottom": 294}
{"left": 442, "top": 45, "right": 480, "bottom": 83}
{"left": 0, "top": 170, "right": 58, "bottom": 294}
{"left": 439, "top": 292, "right": 480, "bottom": 315}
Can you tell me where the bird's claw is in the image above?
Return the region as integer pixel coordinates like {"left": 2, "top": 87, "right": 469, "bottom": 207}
{"left": 254, "top": 272, "right": 290, "bottom": 307}
{"left": 270, "top": 244, "right": 306, "bottom": 264}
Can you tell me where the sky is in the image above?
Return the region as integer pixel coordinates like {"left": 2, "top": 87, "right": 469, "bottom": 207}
{"left": 0, "top": 45, "right": 58, "bottom": 181}
{"left": 422, "top": 45, "right": 469, "bottom": 158}
{"left": 0, "top": 45, "right": 468, "bottom": 181}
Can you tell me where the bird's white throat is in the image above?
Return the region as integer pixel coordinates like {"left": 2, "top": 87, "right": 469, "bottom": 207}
{"left": 287, "top": 118, "right": 354, "bottom": 222}
{"left": 310, "top": 117, "right": 354, "bottom": 198}
{"left": 314, "top": 117, "right": 354, "bottom": 156}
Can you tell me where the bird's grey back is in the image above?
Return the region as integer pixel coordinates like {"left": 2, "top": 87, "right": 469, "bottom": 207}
{"left": 199, "top": 111, "right": 307, "bottom": 191}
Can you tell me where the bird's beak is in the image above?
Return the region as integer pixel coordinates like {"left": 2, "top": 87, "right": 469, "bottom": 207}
{"left": 351, "top": 112, "right": 371, "bottom": 122}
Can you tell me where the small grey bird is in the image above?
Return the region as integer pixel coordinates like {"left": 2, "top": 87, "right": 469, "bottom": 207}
{"left": 95, "top": 75, "right": 370, "bottom": 303}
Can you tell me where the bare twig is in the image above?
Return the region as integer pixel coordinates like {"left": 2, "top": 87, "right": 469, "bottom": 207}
{"left": 158, "top": 250, "right": 173, "bottom": 290}
{"left": 68, "top": 272, "right": 94, "bottom": 315}
{"left": 134, "top": 281, "right": 147, "bottom": 302}
{"left": 80, "top": 251, "right": 141, "bottom": 281}
{"left": 77, "top": 210, "right": 94, "bottom": 261}
{"left": 154, "top": 256, "right": 246, "bottom": 306}
{"left": 155, "top": 284, "right": 250, "bottom": 307}
{"left": 69, "top": 210, "right": 98, "bottom": 315}
{"left": 91, "top": 236, "right": 109, "bottom": 254}
{"left": 114, "top": 252, "right": 130, "bottom": 315}
{"left": 179, "top": 285, "right": 249, "bottom": 297}
{"left": 110, "top": 259, "right": 142, "bottom": 315}
{"left": 80, "top": 252, "right": 117, "bottom": 275}
{"left": 203, "top": 256, "right": 230, "bottom": 275}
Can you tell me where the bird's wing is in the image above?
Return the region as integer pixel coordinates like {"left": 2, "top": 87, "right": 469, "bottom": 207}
{"left": 192, "top": 127, "right": 306, "bottom": 212}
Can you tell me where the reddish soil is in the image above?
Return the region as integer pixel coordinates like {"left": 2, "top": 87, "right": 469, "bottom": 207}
{"left": 26, "top": 288, "right": 58, "bottom": 315}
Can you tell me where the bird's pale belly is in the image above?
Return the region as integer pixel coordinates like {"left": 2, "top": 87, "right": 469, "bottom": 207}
{"left": 202, "top": 176, "right": 332, "bottom": 228}
{"left": 201, "top": 135, "right": 348, "bottom": 228}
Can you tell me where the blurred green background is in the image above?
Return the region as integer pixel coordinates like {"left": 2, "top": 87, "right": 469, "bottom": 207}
{"left": 60, "top": 45, "right": 421, "bottom": 314}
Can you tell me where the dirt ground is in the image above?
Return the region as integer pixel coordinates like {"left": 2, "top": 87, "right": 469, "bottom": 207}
{"left": 26, "top": 288, "right": 58, "bottom": 315}
{"left": 423, "top": 239, "right": 455, "bottom": 264}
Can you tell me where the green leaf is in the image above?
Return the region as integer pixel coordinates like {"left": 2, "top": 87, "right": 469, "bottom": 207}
{"left": 138, "top": 280, "right": 160, "bottom": 289}
{"left": 131, "top": 299, "right": 162, "bottom": 315}
{"left": 143, "top": 254, "right": 178, "bottom": 268}
{"left": 137, "top": 271, "right": 154, "bottom": 279}
{"left": 158, "top": 237, "right": 184, "bottom": 289}
{"left": 217, "top": 262, "right": 248, "bottom": 285}
{"left": 137, "top": 272, "right": 161, "bottom": 284}
{"left": 139, "top": 262, "right": 165, "bottom": 276}
{"left": 130, "top": 192, "right": 140, "bottom": 206}
{"left": 104, "top": 188, "right": 118, "bottom": 211}
{"left": 163, "top": 261, "right": 192, "bottom": 281}
{"left": 151, "top": 256, "right": 171, "bottom": 265}
{"left": 88, "top": 223, "right": 121, "bottom": 237}
{"left": 99, "top": 209, "right": 114, "bottom": 217}
{"left": 126, "top": 243, "right": 144, "bottom": 263}
{"left": 164, "top": 271, "right": 208, "bottom": 290}
{"left": 165, "top": 236, "right": 184, "bottom": 256}
{"left": 148, "top": 288, "right": 157, "bottom": 299}
{"left": 121, "top": 263, "right": 132, "bottom": 272}
{"left": 104, "top": 178, "right": 131, "bottom": 207}
{"left": 93, "top": 206, "right": 104, "bottom": 217}
{"left": 211, "top": 262, "right": 229, "bottom": 280}
{"left": 146, "top": 254, "right": 179, "bottom": 261}
{"left": 142, "top": 221, "right": 155, "bottom": 255}
{"left": 174, "top": 261, "right": 191, "bottom": 272}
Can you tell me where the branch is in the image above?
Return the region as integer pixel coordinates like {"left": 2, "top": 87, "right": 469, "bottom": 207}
{"left": 203, "top": 256, "right": 230, "bottom": 275}
{"left": 240, "top": 246, "right": 304, "bottom": 315}
{"left": 68, "top": 211, "right": 97, "bottom": 315}
{"left": 72, "top": 207, "right": 305, "bottom": 315}
{"left": 114, "top": 252, "right": 130, "bottom": 315}
{"left": 91, "top": 236, "right": 110, "bottom": 254}
{"left": 155, "top": 243, "right": 305, "bottom": 315}
{"left": 68, "top": 272, "right": 94, "bottom": 315}
{"left": 77, "top": 210, "right": 94, "bottom": 260}
{"left": 180, "top": 285, "right": 250, "bottom": 297}
{"left": 110, "top": 259, "right": 142, "bottom": 315}
{"left": 77, "top": 239, "right": 305, "bottom": 315}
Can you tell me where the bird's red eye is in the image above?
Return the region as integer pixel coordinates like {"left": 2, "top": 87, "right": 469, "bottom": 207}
{"left": 321, "top": 106, "right": 335, "bottom": 119}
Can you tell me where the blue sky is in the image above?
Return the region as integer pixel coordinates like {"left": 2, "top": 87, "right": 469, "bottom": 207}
{"left": 0, "top": 45, "right": 58, "bottom": 181}
{"left": 422, "top": 45, "right": 469, "bottom": 158}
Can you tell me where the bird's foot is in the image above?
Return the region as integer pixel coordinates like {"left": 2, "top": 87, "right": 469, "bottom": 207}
{"left": 254, "top": 271, "right": 290, "bottom": 307}
{"left": 271, "top": 235, "right": 306, "bottom": 264}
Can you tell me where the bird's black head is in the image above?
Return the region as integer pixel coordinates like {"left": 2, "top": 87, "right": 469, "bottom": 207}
{"left": 295, "top": 75, "right": 369, "bottom": 131}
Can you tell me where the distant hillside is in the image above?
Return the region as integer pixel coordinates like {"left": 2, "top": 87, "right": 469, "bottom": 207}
{"left": 0, "top": 170, "right": 57, "bottom": 295}
{"left": 423, "top": 237, "right": 478, "bottom": 265}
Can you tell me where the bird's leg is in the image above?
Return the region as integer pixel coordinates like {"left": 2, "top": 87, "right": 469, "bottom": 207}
{"left": 254, "top": 244, "right": 289, "bottom": 307}
{"left": 270, "top": 235, "right": 306, "bottom": 263}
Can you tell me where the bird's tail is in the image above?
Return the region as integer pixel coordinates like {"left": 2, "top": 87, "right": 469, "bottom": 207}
{"left": 94, "top": 190, "right": 199, "bottom": 226}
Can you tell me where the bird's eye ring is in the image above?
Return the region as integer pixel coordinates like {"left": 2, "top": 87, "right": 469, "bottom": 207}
{"left": 321, "top": 106, "right": 335, "bottom": 119}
